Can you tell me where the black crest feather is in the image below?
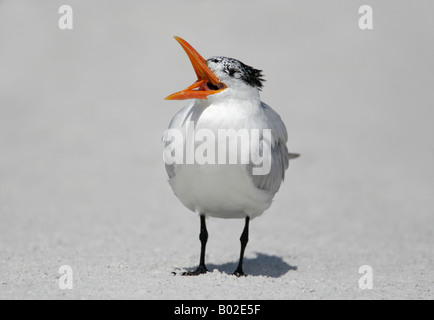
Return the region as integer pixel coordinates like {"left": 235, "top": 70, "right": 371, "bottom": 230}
{"left": 208, "top": 56, "right": 265, "bottom": 90}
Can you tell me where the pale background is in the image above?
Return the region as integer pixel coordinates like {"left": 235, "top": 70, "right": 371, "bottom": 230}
{"left": 0, "top": 0, "right": 433, "bottom": 299}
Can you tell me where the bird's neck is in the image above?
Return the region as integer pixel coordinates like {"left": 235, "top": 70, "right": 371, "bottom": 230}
{"left": 205, "top": 86, "right": 261, "bottom": 107}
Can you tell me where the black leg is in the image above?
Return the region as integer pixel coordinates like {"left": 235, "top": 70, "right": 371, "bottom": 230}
{"left": 233, "top": 216, "right": 250, "bottom": 276}
{"left": 183, "top": 215, "right": 209, "bottom": 276}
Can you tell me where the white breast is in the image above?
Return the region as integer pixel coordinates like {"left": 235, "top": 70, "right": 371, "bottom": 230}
{"left": 164, "top": 97, "right": 287, "bottom": 219}
{"left": 169, "top": 162, "right": 272, "bottom": 219}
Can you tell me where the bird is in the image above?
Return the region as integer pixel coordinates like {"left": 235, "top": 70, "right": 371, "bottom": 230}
{"left": 163, "top": 36, "right": 298, "bottom": 276}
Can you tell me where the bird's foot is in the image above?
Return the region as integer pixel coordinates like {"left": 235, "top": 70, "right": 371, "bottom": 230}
{"left": 232, "top": 268, "right": 247, "bottom": 277}
{"left": 182, "top": 265, "right": 209, "bottom": 276}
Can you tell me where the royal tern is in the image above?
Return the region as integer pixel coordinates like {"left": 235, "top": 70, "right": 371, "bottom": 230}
{"left": 163, "top": 36, "right": 298, "bottom": 276}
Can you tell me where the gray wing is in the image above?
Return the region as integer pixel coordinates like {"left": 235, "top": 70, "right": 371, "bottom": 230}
{"left": 248, "top": 102, "right": 290, "bottom": 196}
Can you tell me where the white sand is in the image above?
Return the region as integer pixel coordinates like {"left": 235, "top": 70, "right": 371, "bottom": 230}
{"left": 0, "top": 0, "right": 433, "bottom": 299}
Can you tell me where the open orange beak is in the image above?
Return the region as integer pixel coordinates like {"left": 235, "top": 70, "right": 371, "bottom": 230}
{"left": 165, "top": 36, "right": 227, "bottom": 100}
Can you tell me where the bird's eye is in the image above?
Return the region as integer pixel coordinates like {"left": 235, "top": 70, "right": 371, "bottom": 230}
{"left": 233, "top": 72, "right": 241, "bottom": 79}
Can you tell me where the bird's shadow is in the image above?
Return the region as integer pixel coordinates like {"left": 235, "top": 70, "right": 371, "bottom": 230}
{"left": 182, "top": 252, "right": 297, "bottom": 278}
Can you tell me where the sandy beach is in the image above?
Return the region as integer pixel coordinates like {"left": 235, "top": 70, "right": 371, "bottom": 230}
{"left": 0, "top": 0, "right": 433, "bottom": 299}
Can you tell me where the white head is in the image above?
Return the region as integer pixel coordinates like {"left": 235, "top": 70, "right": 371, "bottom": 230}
{"left": 206, "top": 56, "right": 264, "bottom": 102}
{"left": 165, "top": 37, "right": 264, "bottom": 104}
